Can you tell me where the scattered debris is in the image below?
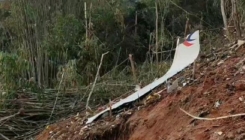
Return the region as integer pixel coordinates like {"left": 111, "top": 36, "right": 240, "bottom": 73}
{"left": 235, "top": 40, "right": 245, "bottom": 51}
{"left": 167, "top": 79, "right": 181, "bottom": 93}
{"left": 214, "top": 101, "right": 221, "bottom": 108}
{"left": 143, "top": 92, "right": 161, "bottom": 105}
{"left": 215, "top": 131, "right": 223, "bottom": 136}
{"left": 239, "top": 96, "right": 244, "bottom": 102}
{"left": 134, "top": 84, "right": 141, "bottom": 91}
{"left": 217, "top": 60, "right": 224, "bottom": 66}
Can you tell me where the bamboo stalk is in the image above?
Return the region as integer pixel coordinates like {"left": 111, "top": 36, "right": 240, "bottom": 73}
{"left": 84, "top": 2, "right": 88, "bottom": 43}
{"left": 184, "top": 18, "right": 189, "bottom": 37}
{"left": 134, "top": 11, "right": 138, "bottom": 36}
{"left": 86, "top": 51, "right": 109, "bottom": 112}
{"left": 231, "top": 0, "right": 241, "bottom": 38}
{"left": 48, "top": 69, "right": 65, "bottom": 123}
{"left": 129, "top": 54, "right": 137, "bottom": 83}
{"left": 109, "top": 99, "right": 112, "bottom": 119}
{"left": 221, "top": 0, "right": 231, "bottom": 41}
{"left": 160, "top": 16, "right": 164, "bottom": 62}
{"left": 155, "top": 1, "right": 159, "bottom": 64}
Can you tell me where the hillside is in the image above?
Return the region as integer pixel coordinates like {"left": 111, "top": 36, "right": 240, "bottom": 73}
{"left": 36, "top": 40, "right": 245, "bottom": 140}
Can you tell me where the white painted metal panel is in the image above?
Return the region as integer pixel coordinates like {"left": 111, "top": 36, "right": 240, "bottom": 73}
{"left": 86, "top": 30, "right": 200, "bottom": 124}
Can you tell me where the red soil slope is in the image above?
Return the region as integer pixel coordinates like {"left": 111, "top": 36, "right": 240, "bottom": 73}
{"left": 36, "top": 43, "right": 245, "bottom": 140}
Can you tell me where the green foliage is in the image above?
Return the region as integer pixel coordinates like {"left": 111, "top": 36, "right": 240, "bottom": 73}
{"left": 44, "top": 14, "right": 84, "bottom": 61}
{"left": 78, "top": 36, "right": 106, "bottom": 84}
{"left": 57, "top": 59, "right": 81, "bottom": 89}
{"left": 0, "top": 52, "right": 28, "bottom": 91}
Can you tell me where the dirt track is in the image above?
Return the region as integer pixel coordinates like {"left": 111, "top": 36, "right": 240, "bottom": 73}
{"left": 36, "top": 43, "right": 245, "bottom": 140}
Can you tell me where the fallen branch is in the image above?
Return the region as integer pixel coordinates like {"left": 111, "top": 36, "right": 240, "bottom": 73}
{"left": 0, "top": 110, "right": 20, "bottom": 123}
{"left": 0, "top": 89, "right": 84, "bottom": 139}
{"left": 180, "top": 108, "right": 245, "bottom": 120}
{"left": 48, "top": 70, "right": 65, "bottom": 123}
{"left": 0, "top": 133, "right": 10, "bottom": 140}
{"left": 235, "top": 40, "right": 245, "bottom": 51}
{"left": 86, "top": 51, "right": 109, "bottom": 111}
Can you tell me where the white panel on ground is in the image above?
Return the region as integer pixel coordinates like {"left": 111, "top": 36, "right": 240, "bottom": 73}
{"left": 86, "top": 30, "right": 200, "bottom": 124}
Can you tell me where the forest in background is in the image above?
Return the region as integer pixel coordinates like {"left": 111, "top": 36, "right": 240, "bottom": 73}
{"left": 0, "top": 0, "right": 245, "bottom": 138}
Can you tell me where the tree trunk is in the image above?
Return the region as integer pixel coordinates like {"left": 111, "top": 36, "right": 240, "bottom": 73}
{"left": 155, "top": 1, "right": 159, "bottom": 64}
{"left": 221, "top": 0, "right": 231, "bottom": 40}
{"left": 231, "top": 0, "right": 241, "bottom": 38}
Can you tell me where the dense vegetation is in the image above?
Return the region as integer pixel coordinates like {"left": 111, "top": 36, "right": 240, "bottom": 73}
{"left": 0, "top": 0, "right": 244, "bottom": 138}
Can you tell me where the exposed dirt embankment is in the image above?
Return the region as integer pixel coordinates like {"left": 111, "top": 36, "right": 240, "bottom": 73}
{"left": 36, "top": 43, "right": 245, "bottom": 140}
